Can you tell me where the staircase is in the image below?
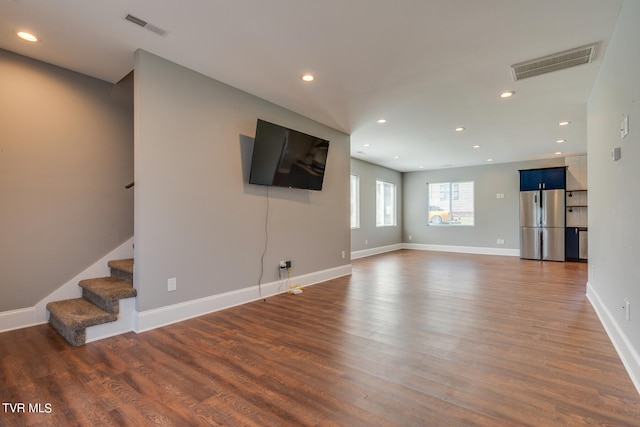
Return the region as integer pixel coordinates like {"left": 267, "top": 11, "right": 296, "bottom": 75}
{"left": 46, "top": 259, "right": 136, "bottom": 346}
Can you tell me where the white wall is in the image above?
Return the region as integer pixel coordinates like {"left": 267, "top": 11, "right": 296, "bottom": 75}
{"left": 134, "top": 50, "right": 350, "bottom": 313}
{"left": 350, "top": 158, "right": 403, "bottom": 254}
{"left": 0, "top": 49, "right": 134, "bottom": 312}
{"left": 402, "top": 158, "right": 565, "bottom": 253}
{"left": 586, "top": 0, "right": 640, "bottom": 391}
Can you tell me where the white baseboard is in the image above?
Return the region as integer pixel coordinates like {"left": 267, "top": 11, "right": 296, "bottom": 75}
{"left": 0, "top": 307, "right": 44, "bottom": 333}
{"left": 586, "top": 282, "right": 640, "bottom": 395}
{"left": 134, "top": 264, "right": 352, "bottom": 334}
{"left": 0, "top": 237, "right": 134, "bottom": 333}
{"left": 2, "top": 252, "right": 351, "bottom": 346}
{"left": 351, "top": 244, "right": 403, "bottom": 260}
{"left": 402, "top": 243, "right": 520, "bottom": 257}
{"left": 350, "top": 243, "right": 519, "bottom": 261}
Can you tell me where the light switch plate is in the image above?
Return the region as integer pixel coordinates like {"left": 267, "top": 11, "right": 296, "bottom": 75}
{"left": 621, "top": 115, "right": 629, "bottom": 138}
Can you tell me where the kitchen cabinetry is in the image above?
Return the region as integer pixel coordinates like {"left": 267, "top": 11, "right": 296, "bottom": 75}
{"left": 518, "top": 166, "right": 566, "bottom": 261}
{"left": 519, "top": 167, "right": 567, "bottom": 191}
{"left": 564, "top": 155, "right": 588, "bottom": 261}
{"left": 566, "top": 226, "right": 588, "bottom": 261}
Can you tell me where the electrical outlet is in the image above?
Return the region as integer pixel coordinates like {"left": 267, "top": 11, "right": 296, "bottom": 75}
{"left": 341, "top": 250, "right": 346, "bottom": 259}
{"left": 168, "top": 278, "right": 176, "bottom": 292}
{"left": 285, "top": 260, "right": 291, "bottom": 269}
{"left": 280, "top": 260, "right": 286, "bottom": 269}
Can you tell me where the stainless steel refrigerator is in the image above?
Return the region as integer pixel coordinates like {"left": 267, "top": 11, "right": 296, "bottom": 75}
{"left": 520, "top": 188, "right": 565, "bottom": 261}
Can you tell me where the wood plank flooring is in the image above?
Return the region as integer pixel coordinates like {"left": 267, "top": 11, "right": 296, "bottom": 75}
{"left": 2, "top": 250, "right": 639, "bottom": 426}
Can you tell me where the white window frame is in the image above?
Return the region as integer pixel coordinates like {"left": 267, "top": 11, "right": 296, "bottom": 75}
{"left": 350, "top": 174, "right": 360, "bottom": 229}
{"left": 376, "top": 180, "right": 397, "bottom": 227}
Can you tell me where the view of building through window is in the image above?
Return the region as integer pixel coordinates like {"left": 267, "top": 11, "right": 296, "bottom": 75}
{"left": 428, "top": 181, "right": 474, "bottom": 226}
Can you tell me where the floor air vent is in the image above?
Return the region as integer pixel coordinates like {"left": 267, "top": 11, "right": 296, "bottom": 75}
{"left": 511, "top": 43, "right": 597, "bottom": 81}
{"left": 124, "top": 14, "right": 168, "bottom": 37}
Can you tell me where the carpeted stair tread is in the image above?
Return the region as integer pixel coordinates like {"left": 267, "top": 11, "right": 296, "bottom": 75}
{"left": 47, "top": 298, "right": 117, "bottom": 346}
{"left": 108, "top": 258, "right": 133, "bottom": 283}
{"left": 47, "top": 258, "right": 136, "bottom": 346}
{"left": 47, "top": 298, "right": 117, "bottom": 327}
{"left": 79, "top": 277, "right": 137, "bottom": 314}
{"left": 108, "top": 258, "right": 133, "bottom": 274}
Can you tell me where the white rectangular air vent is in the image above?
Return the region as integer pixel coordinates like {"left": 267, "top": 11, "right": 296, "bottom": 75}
{"left": 511, "top": 43, "right": 597, "bottom": 81}
{"left": 124, "top": 14, "right": 168, "bottom": 37}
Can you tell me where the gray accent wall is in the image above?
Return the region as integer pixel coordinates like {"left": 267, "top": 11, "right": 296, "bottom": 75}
{"left": 402, "top": 158, "right": 565, "bottom": 250}
{"left": 587, "top": 0, "right": 640, "bottom": 376}
{"left": 0, "top": 49, "right": 134, "bottom": 312}
{"left": 134, "top": 50, "right": 350, "bottom": 312}
{"left": 350, "top": 158, "right": 403, "bottom": 252}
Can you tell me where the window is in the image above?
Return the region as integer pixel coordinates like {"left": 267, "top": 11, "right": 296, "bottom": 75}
{"left": 376, "top": 180, "right": 396, "bottom": 227}
{"left": 428, "top": 181, "right": 474, "bottom": 226}
{"left": 350, "top": 174, "right": 360, "bottom": 229}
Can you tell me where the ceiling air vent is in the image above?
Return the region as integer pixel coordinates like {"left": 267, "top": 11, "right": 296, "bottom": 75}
{"left": 124, "top": 14, "right": 168, "bottom": 37}
{"left": 511, "top": 43, "right": 598, "bottom": 81}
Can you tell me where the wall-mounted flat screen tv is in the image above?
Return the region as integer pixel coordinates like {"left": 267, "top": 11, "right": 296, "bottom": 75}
{"left": 249, "top": 119, "right": 330, "bottom": 191}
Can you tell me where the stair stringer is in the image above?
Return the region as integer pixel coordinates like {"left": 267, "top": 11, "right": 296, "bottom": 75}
{"left": 0, "top": 237, "right": 134, "bottom": 333}
{"left": 39, "top": 237, "right": 134, "bottom": 325}
{"left": 85, "top": 297, "right": 136, "bottom": 343}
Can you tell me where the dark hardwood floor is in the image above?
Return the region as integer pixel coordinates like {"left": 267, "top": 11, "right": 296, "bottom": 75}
{"left": 2, "top": 250, "right": 639, "bottom": 426}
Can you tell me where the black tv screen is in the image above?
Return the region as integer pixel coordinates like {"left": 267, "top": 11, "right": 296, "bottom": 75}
{"left": 249, "top": 119, "right": 330, "bottom": 191}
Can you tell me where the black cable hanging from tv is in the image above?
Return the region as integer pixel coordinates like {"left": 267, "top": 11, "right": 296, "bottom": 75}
{"left": 257, "top": 186, "right": 269, "bottom": 302}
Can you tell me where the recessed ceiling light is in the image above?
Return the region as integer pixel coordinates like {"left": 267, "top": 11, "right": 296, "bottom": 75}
{"left": 393, "top": 156, "right": 400, "bottom": 159}
{"left": 556, "top": 139, "right": 566, "bottom": 144}
{"left": 301, "top": 74, "right": 314, "bottom": 82}
{"left": 558, "top": 121, "right": 571, "bottom": 126}
{"left": 555, "top": 151, "right": 563, "bottom": 155}
{"left": 473, "top": 145, "right": 481, "bottom": 149}
{"left": 419, "top": 165, "right": 424, "bottom": 169}
{"left": 500, "top": 91, "right": 515, "bottom": 98}
{"left": 455, "top": 127, "right": 465, "bottom": 132}
{"left": 17, "top": 31, "right": 38, "bottom": 42}
{"left": 377, "top": 119, "right": 387, "bottom": 124}
{"left": 363, "top": 143, "right": 371, "bottom": 147}
{"left": 487, "top": 158, "right": 494, "bottom": 162}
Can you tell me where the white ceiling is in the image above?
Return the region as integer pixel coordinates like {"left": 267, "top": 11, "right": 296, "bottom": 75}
{"left": 0, "top": 0, "right": 624, "bottom": 172}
